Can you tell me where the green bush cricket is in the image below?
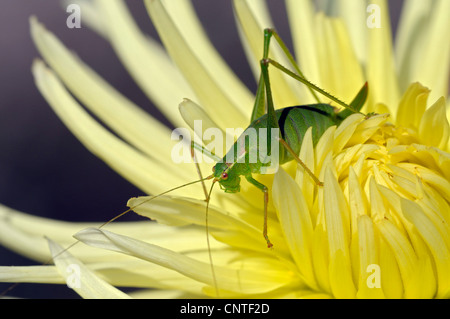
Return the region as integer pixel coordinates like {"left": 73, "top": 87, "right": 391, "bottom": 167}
{"left": 191, "top": 28, "right": 368, "bottom": 249}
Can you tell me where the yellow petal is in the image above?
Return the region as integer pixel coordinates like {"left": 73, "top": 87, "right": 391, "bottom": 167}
{"left": 347, "top": 166, "right": 368, "bottom": 235}
{"left": 32, "top": 60, "right": 201, "bottom": 196}
{"left": 336, "top": 0, "right": 368, "bottom": 65}
{"left": 95, "top": 0, "right": 195, "bottom": 126}
{"left": 273, "top": 169, "right": 316, "bottom": 289}
{"left": 346, "top": 113, "right": 390, "bottom": 146}
{"left": 333, "top": 113, "right": 365, "bottom": 154}
{"left": 369, "top": 177, "right": 388, "bottom": 222}
{"left": 295, "top": 127, "right": 316, "bottom": 213}
{"left": 396, "top": 82, "right": 430, "bottom": 129}
{"left": 355, "top": 215, "right": 385, "bottom": 298}
{"left": 145, "top": 0, "right": 247, "bottom": 129}
{"left": 313, "top": 14, "right": 364, "bottom": 104}
{"left": 323, "top": 167, "right": 355, "bottom": 298}
{"left": 448, "top": 99, "right": 450, "bottom": 151}
{"left": 378, "top": 236, "right": 404, "bottom": 298}
{"left": 179, "top": 99, "right": 224, "bottom": 137}
{"left": 397, "top": 205, "right": 437, "bottom": 299}
{"left": 30, "top": 17, "right": 177, "bottom": 159}
{"left": 311, "top": 225, "right": 332, "bottom": 294}
{"left": 315, "top": 126, "right": 336, "bottom": 174}
{"left": 366, "top": 0, "right": 400, "bottom": 114}
{"left": 409, "top": 0, "right": 450, "bottom": 103}
{"left": 75, "top": 228, "right": 293, "bottom": 295}
{"left": 395, "top": 0, "right": 433, "bottom": 91}
{"left": 0, "top": 266, "right": 63, "bottom": 286}
{"left": 285, "top": 0, "right": 321, "bottom": 90}
{"left": 178, "top": 98, "right": 227, "bottom": 158}
{"left": 128, "top": 196, "right": 265, "bottom": 250}
{"left": 48, "top": 239, "right": 131, "bottom": 299}
{"left": 0, "top": 215, "right": 50, "bottom": 263}
{"left": 419, "top": 97, "right": 450, "bottom": 149}
{"left": 232, "top": 0, "right": 305, "bottom": 106}
{"left": 128, "top": 289, "right": 198, "bottom": 299}
{"left": 62, "top": 0, "right": 108, "bottom": 37}
{"left": 376, "top": 219, "right": 417, "bottom": 296}
{"left": 156, "top": 0, "right": 255, "bottom": 119}
{"left": 401, "top": 198, "right": 450, "bottom": 298}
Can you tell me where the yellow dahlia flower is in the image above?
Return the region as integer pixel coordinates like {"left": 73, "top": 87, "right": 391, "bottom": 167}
{"left": 1, "top": 0, "right": 449, "bottom": 299}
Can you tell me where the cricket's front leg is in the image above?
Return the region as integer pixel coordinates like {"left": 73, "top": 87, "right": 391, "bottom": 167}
{"left": 245, "top": 175, "right": 273, "bottom": 249}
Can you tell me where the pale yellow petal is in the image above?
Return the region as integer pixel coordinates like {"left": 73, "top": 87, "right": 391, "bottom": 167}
{"left": 62, "top": 0, "right": 108, "bottom": 37}
{"left": 179, "top": 99, "right": 224, "bottom": 138}
{"left": 95, "top": 0, "right": 195, "bottom": 126}
{"left": 0, "top": 205, "right": 57, "bottom": 262}
{"left": 409, "top": 0, "right": 450, "bottom": 103}
{"left": 32, "top": 60, "right": 201, "bottom": 196}
{"left": 395, "top": 0, "right": 433, "bottom": 91}
{"left": 233, "top": 0, "right": 306, "bottom": 106}
{"left": 48, "top": 239, "right": 131, "bottom": 299}
{"left": 127, "top": 196, "right": 268, "bottom": 253}
{"left": 75, "top": 228, "right": 294, "bottom": 295}
{"left": 285, "top": 0, "right": 321, "bottom": 87}
{"left": 232, "top": 0, "right": 275, "bottom": 77}
{"left": 156, "top": 0, "right": 254, "bottom": 119}
{"left": 145, "top": 0, "right": 247, "bottom": 129}
{"left": 366, "top": 0, "right": 400, "bottom": 114}
{"left": 178, "top": 98, "right": 228, "bottom": 158}
{"left": 0, "top": 204, "right": 158, "bottom": 264}
{"left": 313, "top": 15, "right": 365, "bottom": 104}
{"left": 128, "top": 289, "right": 198, "bottom": 299}
{"left": 0, "top": 266, "right": 63, "bottom": 286}
{"left": 30, "top": 17, "right": 176, "bottom": 159}
{"left": 336, "top": 0, "right": 368, "bottom": 65}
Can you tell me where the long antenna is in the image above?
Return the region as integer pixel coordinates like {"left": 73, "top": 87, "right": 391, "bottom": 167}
{"left": 205, "top": 178, "right": 219, "bottom": 297}
{"left": 0, "top": 175, "right": 214, "bottom": 297}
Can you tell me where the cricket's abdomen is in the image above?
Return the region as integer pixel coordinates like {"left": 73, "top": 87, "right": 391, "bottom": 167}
{"left": 221, "top": 104, "right": 339, "bottom": 173}
{"left": 254, "top": 104, "right": 338, "bottom": 165}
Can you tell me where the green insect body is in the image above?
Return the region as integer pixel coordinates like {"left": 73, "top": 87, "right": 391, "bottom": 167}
{"left": 207, "top": 28, "right": 368, "bottom": 248}
{"left": 218, "top": 103, "right": 354, "bottom": 181}
{"left": 212, "top": 104, "right": 337, "bottom": 192}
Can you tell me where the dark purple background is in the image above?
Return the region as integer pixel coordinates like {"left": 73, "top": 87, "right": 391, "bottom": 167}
{"left": 0, "top": 1, "right": 403, "bottom": 298}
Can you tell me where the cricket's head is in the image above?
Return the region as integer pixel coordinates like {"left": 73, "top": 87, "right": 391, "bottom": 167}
{"left": 212, "top": 162, "right": 241, "bottom": 193}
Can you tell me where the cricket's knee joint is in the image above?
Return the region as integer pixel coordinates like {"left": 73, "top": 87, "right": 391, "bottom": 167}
{"left": 260, "top": 58, "right": 270, "bottom": 66}
{"left": 264, "top": 28, "right": 273, "bottom": 35}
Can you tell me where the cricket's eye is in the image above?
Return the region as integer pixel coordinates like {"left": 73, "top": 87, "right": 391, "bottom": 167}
{"left": 212, "top": 165, "right": 216, "bottom": 172}
{"left": 221, "top": 172, "right": 228, "bottom": 180}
